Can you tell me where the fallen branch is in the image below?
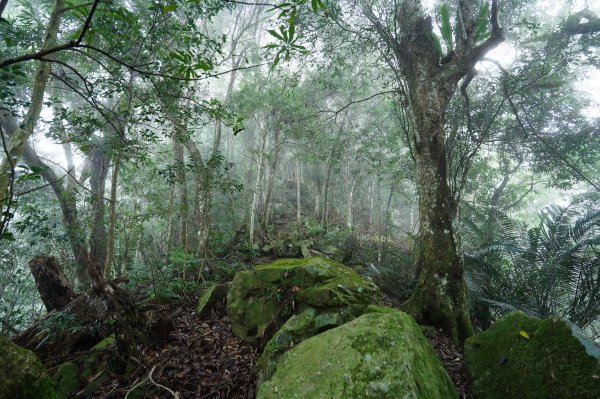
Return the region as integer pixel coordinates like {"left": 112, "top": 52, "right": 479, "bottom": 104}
{"left": 125, "top": 365, "right": 180, "bottom": 399}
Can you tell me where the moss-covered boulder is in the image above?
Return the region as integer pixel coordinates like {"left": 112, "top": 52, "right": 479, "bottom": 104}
{"left": 0, "top": 335, "right": 57, "bottom": 399}
{"left": 196, "top": 283, "right": 228, "bottom": 318}
{"left": 257, "top": 308, "right": 457, "bottom": 399}
{"left": 464, "top": 311, "right": 600, "bottom": 399}
{"left": 227, "top": 257, "right": 380, "bottom": 344}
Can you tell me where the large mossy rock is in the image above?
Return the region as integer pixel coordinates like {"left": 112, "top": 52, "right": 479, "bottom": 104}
{"left": 257, "top": 307, "right": 457, "bottom": 399}
{"left": 227, "top": 257, "right": 380, "bottom": 344}
{"left": 464, "top": 311, "right": 600, "bottom": 399}
{"left": 0, "top": 335, "right": 57, "bottom": 399}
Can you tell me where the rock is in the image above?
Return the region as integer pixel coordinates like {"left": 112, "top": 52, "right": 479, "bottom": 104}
{"left": 196, "top": 284, "right": 228, "bottom": 318}
{"left": 257, "top": 307, "right": 457, "bottom": 399}
{"left": 227, "top": 257, "right": 380, "bottom": 344}
{"left": 0, "top": 335, "right": 58, "bottom": 399}
{"left": 257, "top": 304, "right": 370, "bottom": 383}
{"left": 464, "top": 311, "right": 600, "bottom": 399}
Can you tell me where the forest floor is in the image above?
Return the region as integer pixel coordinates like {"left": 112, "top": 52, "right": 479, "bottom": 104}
{"left": 100, "top": 294, "right": 472, "bottom": 398}
{"left": 97, "top": 299, "right": 258, "bottom": 398}
{"left": 47, "top": 293, "right": 472, "bottom": 398}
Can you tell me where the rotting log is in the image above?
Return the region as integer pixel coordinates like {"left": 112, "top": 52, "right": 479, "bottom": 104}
{"left": 28, "top": 255, "right": 76, "bottom": 312}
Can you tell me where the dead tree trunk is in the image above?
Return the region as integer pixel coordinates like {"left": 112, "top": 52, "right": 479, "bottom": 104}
{"left": 28, "top": 256, "right": 76, "bottom": 312}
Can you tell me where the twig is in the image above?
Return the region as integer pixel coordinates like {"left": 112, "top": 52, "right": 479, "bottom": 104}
{"left": 148, "top": 365, "right": 180, "bottom": 398}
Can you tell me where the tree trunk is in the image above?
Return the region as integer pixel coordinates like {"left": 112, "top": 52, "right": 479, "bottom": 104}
{"left": 0, "top": 0, "right": 64, "bottom": 213}
{"left": 28, "top": 255, "right": 76, "bottom": 312}
{"left": 362, "top": 0, "right": 504, "bottom": 343}
{"left": 172, "top": 138, "right": 188, "bottom": 251}
{"left": 322, "top": 154, "right": 334, "bottom": 229}
{"left": 249, "top": 132, "right": 266, "bottom": 243}
{"left": 295, "top": 160, "right": 302, "bottom": 222}
{"left": 261, "top": 129, "right": 281, "bottom": 226}
{"left": 104, "top": 157, "right": 121, "bottom": 276}
{"left": 347, "top": 178, "right": 356, "bottom": 228}
{"left": 89, "top": 143, "right": 110, "bottom": 268}
{"left": 402, "top": 92, "right": 473, "bottom": 343}
{"left": 0, "top": 113, "right": 91, "bottom": 286}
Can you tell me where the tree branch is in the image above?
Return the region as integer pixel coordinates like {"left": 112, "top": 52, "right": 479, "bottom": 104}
{"left": 0, "top": 0, "right": 100, "bottom": 69}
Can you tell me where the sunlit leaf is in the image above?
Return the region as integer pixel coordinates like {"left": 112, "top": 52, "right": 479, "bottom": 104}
{"left": 519, "top": 330, "right": 530, "bottom": 339}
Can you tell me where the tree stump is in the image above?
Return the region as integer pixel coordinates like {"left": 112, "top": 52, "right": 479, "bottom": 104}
{"left": 28, "top": 255, "right": 76, "bottom": 312}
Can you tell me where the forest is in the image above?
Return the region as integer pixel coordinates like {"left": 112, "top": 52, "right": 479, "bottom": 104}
{"left": 1, "top": 0, "right": 600, "bottom": 398}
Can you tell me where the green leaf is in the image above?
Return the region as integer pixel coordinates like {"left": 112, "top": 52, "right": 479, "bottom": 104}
{"left": 267, "top": 29, "right": 285, "bottom": 41}
{"left": 311, "top": 0, "right": 318, "bottom": 12}
{"left": 429, "top": 32, "right": 443, "bottom": 57}
{"left": 474, "top": 2, "right": 490, "bottom": 41}
{"left": 279, "top": 25, "right": 289, "bottom": 42}
{"left": 440, "top": 4, "right": 453, "bottom": 50}
{"left": 29, "top": 166, "right": 47, "bottom": 173}
{"left": 272, "top": 51, "right": 282, "bottom": 69}
{"left": 162, "top": 3, "right": 178, "bottom": 13}
{"left": 288, "top": 13, "right": 295, "bottom": 41}
{"left": 1, "top": 232, "right": 15, "bottom": 241}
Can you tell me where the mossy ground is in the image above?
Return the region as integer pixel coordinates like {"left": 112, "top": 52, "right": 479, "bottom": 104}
{"left": 465, "top": 311, "right": 600, "bottom": 399}
{"left": 0, "top": 335, "right": 58, "bottom": 399}
{"left": 257, "top": 309, "right": 457, "bottom": 399}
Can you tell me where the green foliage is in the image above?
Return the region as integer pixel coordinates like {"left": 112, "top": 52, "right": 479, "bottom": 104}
{"left": 463, "top": 204, "right": 600, "bottom": 338}
{"left": 440, "top": 4, "right": 453, "bottom": 51}
{"left": 35, "top": 310, "right": 91, "bottom": 349}
{"left": 474, "top": 2, "right": 491, "bottom": 42}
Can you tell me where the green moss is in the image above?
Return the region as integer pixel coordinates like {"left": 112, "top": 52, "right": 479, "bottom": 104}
{"left": 0, "top": 335, "right": 58, "bottom": 399}
{"left": 51, "top": 335, "right": 121, "bottom": 398}
{"left": 257, "top": 309, "right": 457, "bottom": 399}
{"left": 465, "top": 311, "right": 600, "bottom": 399}
{"left": 227, "top": 257, "right": 380, "bottom": 343}
{"left": 196, "top": 284, "right": 228, "bottom": 318}
{"left": 53, "top": 362, "right": 78, "bottom": 399}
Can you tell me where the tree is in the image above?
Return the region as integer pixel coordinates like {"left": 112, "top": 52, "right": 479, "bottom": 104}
{"left": 350, "top": 0, "right": 503, "bottom": 341}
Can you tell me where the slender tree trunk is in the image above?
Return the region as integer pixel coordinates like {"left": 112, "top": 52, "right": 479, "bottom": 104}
{"left": 261, "top": 129, "right": 281, "bottom": 226}
{"left": 347, "top": 178, "right": 356, "bottom": 228}
{"left": 172, "top": 138, "right": 188, "bottom": 250}
{"left": 104, "top": 157, "right": 121, "bottom": 276}
{"left": 295, "top": 160, "right": 301, "bottom": 223}
{"left": 0, "top": 0, "right": 64, "bottom": 212}
{"left": 384, "top": 185, "right": 394, "bottom": 264}
{"left": 376, "top": 175, "right": 382, "bottom": 267}
{"left": 322, "top": 154, "right": 334, "bottom": 229}
{"left": 250, "top": 131, "right": 267, "bottom": 243}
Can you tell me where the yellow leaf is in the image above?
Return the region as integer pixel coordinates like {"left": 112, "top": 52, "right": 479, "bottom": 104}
{"left": 519, "top": 330, "right": 530, "bottom": 339}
